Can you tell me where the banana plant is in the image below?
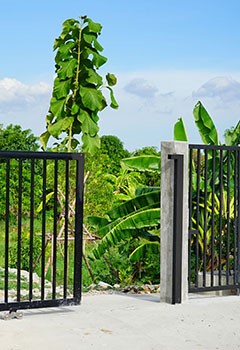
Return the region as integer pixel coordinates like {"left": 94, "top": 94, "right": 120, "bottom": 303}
{"left": 90, "top": 101, "right": 238, "bottom": 266}
{"left": 191, "top": 190, "right": 236, "bottom": 271}
{"left": 174, "top": 100, "right": 239, "bottom": 146}
{"left": 87, "top": 154, "right": 161, "bottom": 261}
{"left": 175, "top": 101, "right": 239, "bottom": 275}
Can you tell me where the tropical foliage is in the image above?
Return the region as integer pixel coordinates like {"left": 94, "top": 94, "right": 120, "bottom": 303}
{"left": 0, "top": 124, "right": 42, "bottom": 218}
{"left": 175, "top": 101, "right": 240, "bottom": 278}
{"left": 87, "top": 154, "right": 161, "bottom": 269}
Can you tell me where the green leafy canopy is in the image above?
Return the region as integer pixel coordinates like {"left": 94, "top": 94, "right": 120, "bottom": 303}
{"left": 40, "top": 16, "right": 118, "bottom": 154}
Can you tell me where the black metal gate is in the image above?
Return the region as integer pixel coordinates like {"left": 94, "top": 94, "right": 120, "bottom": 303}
{"left": 0, "top": 150, "right": 84, "bottom": 312}
{"left": 188, "top": 144, "right": 240, "bottom": 293}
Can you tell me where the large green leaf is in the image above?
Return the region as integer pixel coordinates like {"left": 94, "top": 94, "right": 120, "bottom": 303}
{"left": 71, "top": 103, "right": 79, "bottom": 115}
{"left": 48, "top": 117, "right": 74, "bottom": 138}
{"left": 58, "top": 41, "right": 75, "bottom": 58}
{"left": 53, "top": 78, "right": 71, "bottom": 99}
{"left": 78, "top": 110, "right": 99, "bottom": 136}
{"left": 80, "top": 86, "right": 107, "bottom": 111}
{"left": 135, "top": 187, "right": 160, "bottom": 196}
{"left": 193, "top": 101, "right": 219, "bottom": 145}
{"left": 85, "top": 68, "right": 103, "bottom": 87}
{"left": 58, "top": 19, "right": 76, "bottom": 42}
{"left": 85, "top": 18, "right": 102, "bottom": 33}
{"left": 58, "top": 59, "right": 77, "bottom": 80}
{"left": 129, "top": 242, "right": 159, "bottom": 262}
{"left": 83, "top": 32, "right": 97, "bottom": 44}
{"left": 224, "top": 120, "right": 240, "bottom": 146}
{"left": 81, "top": 133, "right": 100, "bottom": 154}
{"left": 122, "top": 155, "right": 160, "bottom": 172}
{"left": 87, "top": 48, "right": 107, "bottom": 68}
{"left": 87, "top": 216, "right": 110, "bottom": 229}
{"left": 49, "top": 97, "right": 66, "bottom": 118}
{"left": 107, "top": 190, "right": 160, "bottom": 220}
{"left": 174, "top": 118, "right": 188, "bottom": 141}
{"left": 39, "top": 131, "right": 50, "bottom": 150}
{"left": 93, "top": 39, "right": 104, "bottom": 52}
{"left": 92, "top": 208, "right": 160, "bottom": 259}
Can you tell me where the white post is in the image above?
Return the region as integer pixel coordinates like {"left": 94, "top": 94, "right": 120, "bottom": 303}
{"left": 160, "top": 141, "right": 189, "bottom": 303}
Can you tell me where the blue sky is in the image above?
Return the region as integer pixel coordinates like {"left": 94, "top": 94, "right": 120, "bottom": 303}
{"left": 0, "top": 0, "right": 239, "bottom": 150}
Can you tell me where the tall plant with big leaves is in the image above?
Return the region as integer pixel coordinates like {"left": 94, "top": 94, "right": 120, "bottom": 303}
{"left": 40, "top": 16, "right": 118, "bottom": 154}
{"left": 38, "top": 16, "right": 118, "bottom": 284}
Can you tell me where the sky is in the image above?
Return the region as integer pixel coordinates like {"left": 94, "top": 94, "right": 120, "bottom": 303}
{"left": 0, "top": 0, "right": 239, "bottom": 151}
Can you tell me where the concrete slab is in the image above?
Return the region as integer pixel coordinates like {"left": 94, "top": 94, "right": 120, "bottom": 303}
{"left": 1, "top": 293, "right": 240, "bottom": 349}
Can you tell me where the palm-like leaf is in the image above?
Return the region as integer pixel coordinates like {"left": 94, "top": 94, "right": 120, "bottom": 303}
{"left": 121, "top": 155, "right": 160, "bottom": 172}
{"left": 92, "top": 208, "right": 160, "bottom": 259}
{"left": 107, "top": 190, "right": 160, "bottom": 220}
{"left": 193, "top": 101, "right": 219, "bottom": 145}
{"left": 129, "top": 241, "right": 160, "bottom": 262}
{"left": 174, "top": 117, "right": 188, "bottom": 141}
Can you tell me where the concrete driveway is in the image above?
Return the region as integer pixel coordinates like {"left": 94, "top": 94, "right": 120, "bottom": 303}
{"left": 1, "top": 293, "right": 240, "bottom": 349}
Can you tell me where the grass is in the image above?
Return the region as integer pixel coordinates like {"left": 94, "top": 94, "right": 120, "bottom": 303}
{"left": 0, "top": 216, "right": 77, "bottom": 290}
{"left": 0, "top": 269, "right": 40, "bottom": 290}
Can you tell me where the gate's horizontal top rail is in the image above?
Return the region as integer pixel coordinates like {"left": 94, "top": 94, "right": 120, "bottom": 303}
{"left": 0, "top": 150, "right": 84, "bottom": 160}
{"left": 189, "top": 144, "right": 240, "bottom": 151}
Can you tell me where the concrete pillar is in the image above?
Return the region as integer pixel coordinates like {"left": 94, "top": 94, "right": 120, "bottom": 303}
{"left": 160, "top": 141, "right": 189, "bottom": 303}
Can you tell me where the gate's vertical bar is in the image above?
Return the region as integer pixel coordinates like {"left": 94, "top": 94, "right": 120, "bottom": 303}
{"left": 238, "top": 149, "right": 240, "bottom": 284}
{"left": 211, "top": 150, "right": 216, "bottom": 287}
{"left": 41, "top": 159, "right": 47, "bottom": 300}
{"left": 226, "top": 150, "right": 231, "bottom": 284}
{"left": 219, "top": 149, "right": 223, "bottom": 286}
{"left": 64, "top": 159, "right": 69, "bottom": 299}
{"left": 234, "top": 150, "right": 238, "bottom": 284}
{"left": 73, "top": 155, "right": 84, "bottom": 303}
{"left": 4, "top": 159, "right": 10, "bottom": 303}
{"left": 17, "top": 159, "right": 23, "bottom": 302}
{"left": 203, "top": 149, "right": 208, "bottom": 287}
{"left": 52, "top": 159, "right": 58, "bottom": 299}
{"left": 29, "top": 158, "right": 35, "bottom": 300}
{"left": 188, "top": 148, "right": 193, "bottom": 290}
{"left": 195, "top": 149, "right": 201, "bottom": 287}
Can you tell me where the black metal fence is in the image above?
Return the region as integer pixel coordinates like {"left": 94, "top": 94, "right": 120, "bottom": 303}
{"left": 0, "top": 150, "right": 84, "bottom": 312}
{"left": 188, "top": 144, "right": 240, "bottom": 293}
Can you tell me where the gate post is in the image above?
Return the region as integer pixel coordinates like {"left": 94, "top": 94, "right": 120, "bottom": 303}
{"left": 160, "top": 141, "right": 188, "bottom": 304}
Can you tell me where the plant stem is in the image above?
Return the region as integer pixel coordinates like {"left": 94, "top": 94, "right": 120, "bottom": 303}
{"left": 73, "top": 21, "right": 82, "bottom": 98}
{"left": 103, "top": 255, "right": 120, "bottom": 282}
{"left": 67, "top": 124, "right": 72, "bottom": 152}
{"left": 83, "top": 253, "right": 95, "bottom": 283}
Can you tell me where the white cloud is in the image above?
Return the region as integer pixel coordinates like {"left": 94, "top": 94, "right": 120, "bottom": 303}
{"left": 192, "top": 76, "right": 240, "bottom": 103}
{"left": 0, "top": 78, "right": 51, "bottom": 107}
{"left": 0, "top": 78, "right": 52, "bottom": 136}
{"left": 124, "top": 78, "right": 159, "bottom": 98}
